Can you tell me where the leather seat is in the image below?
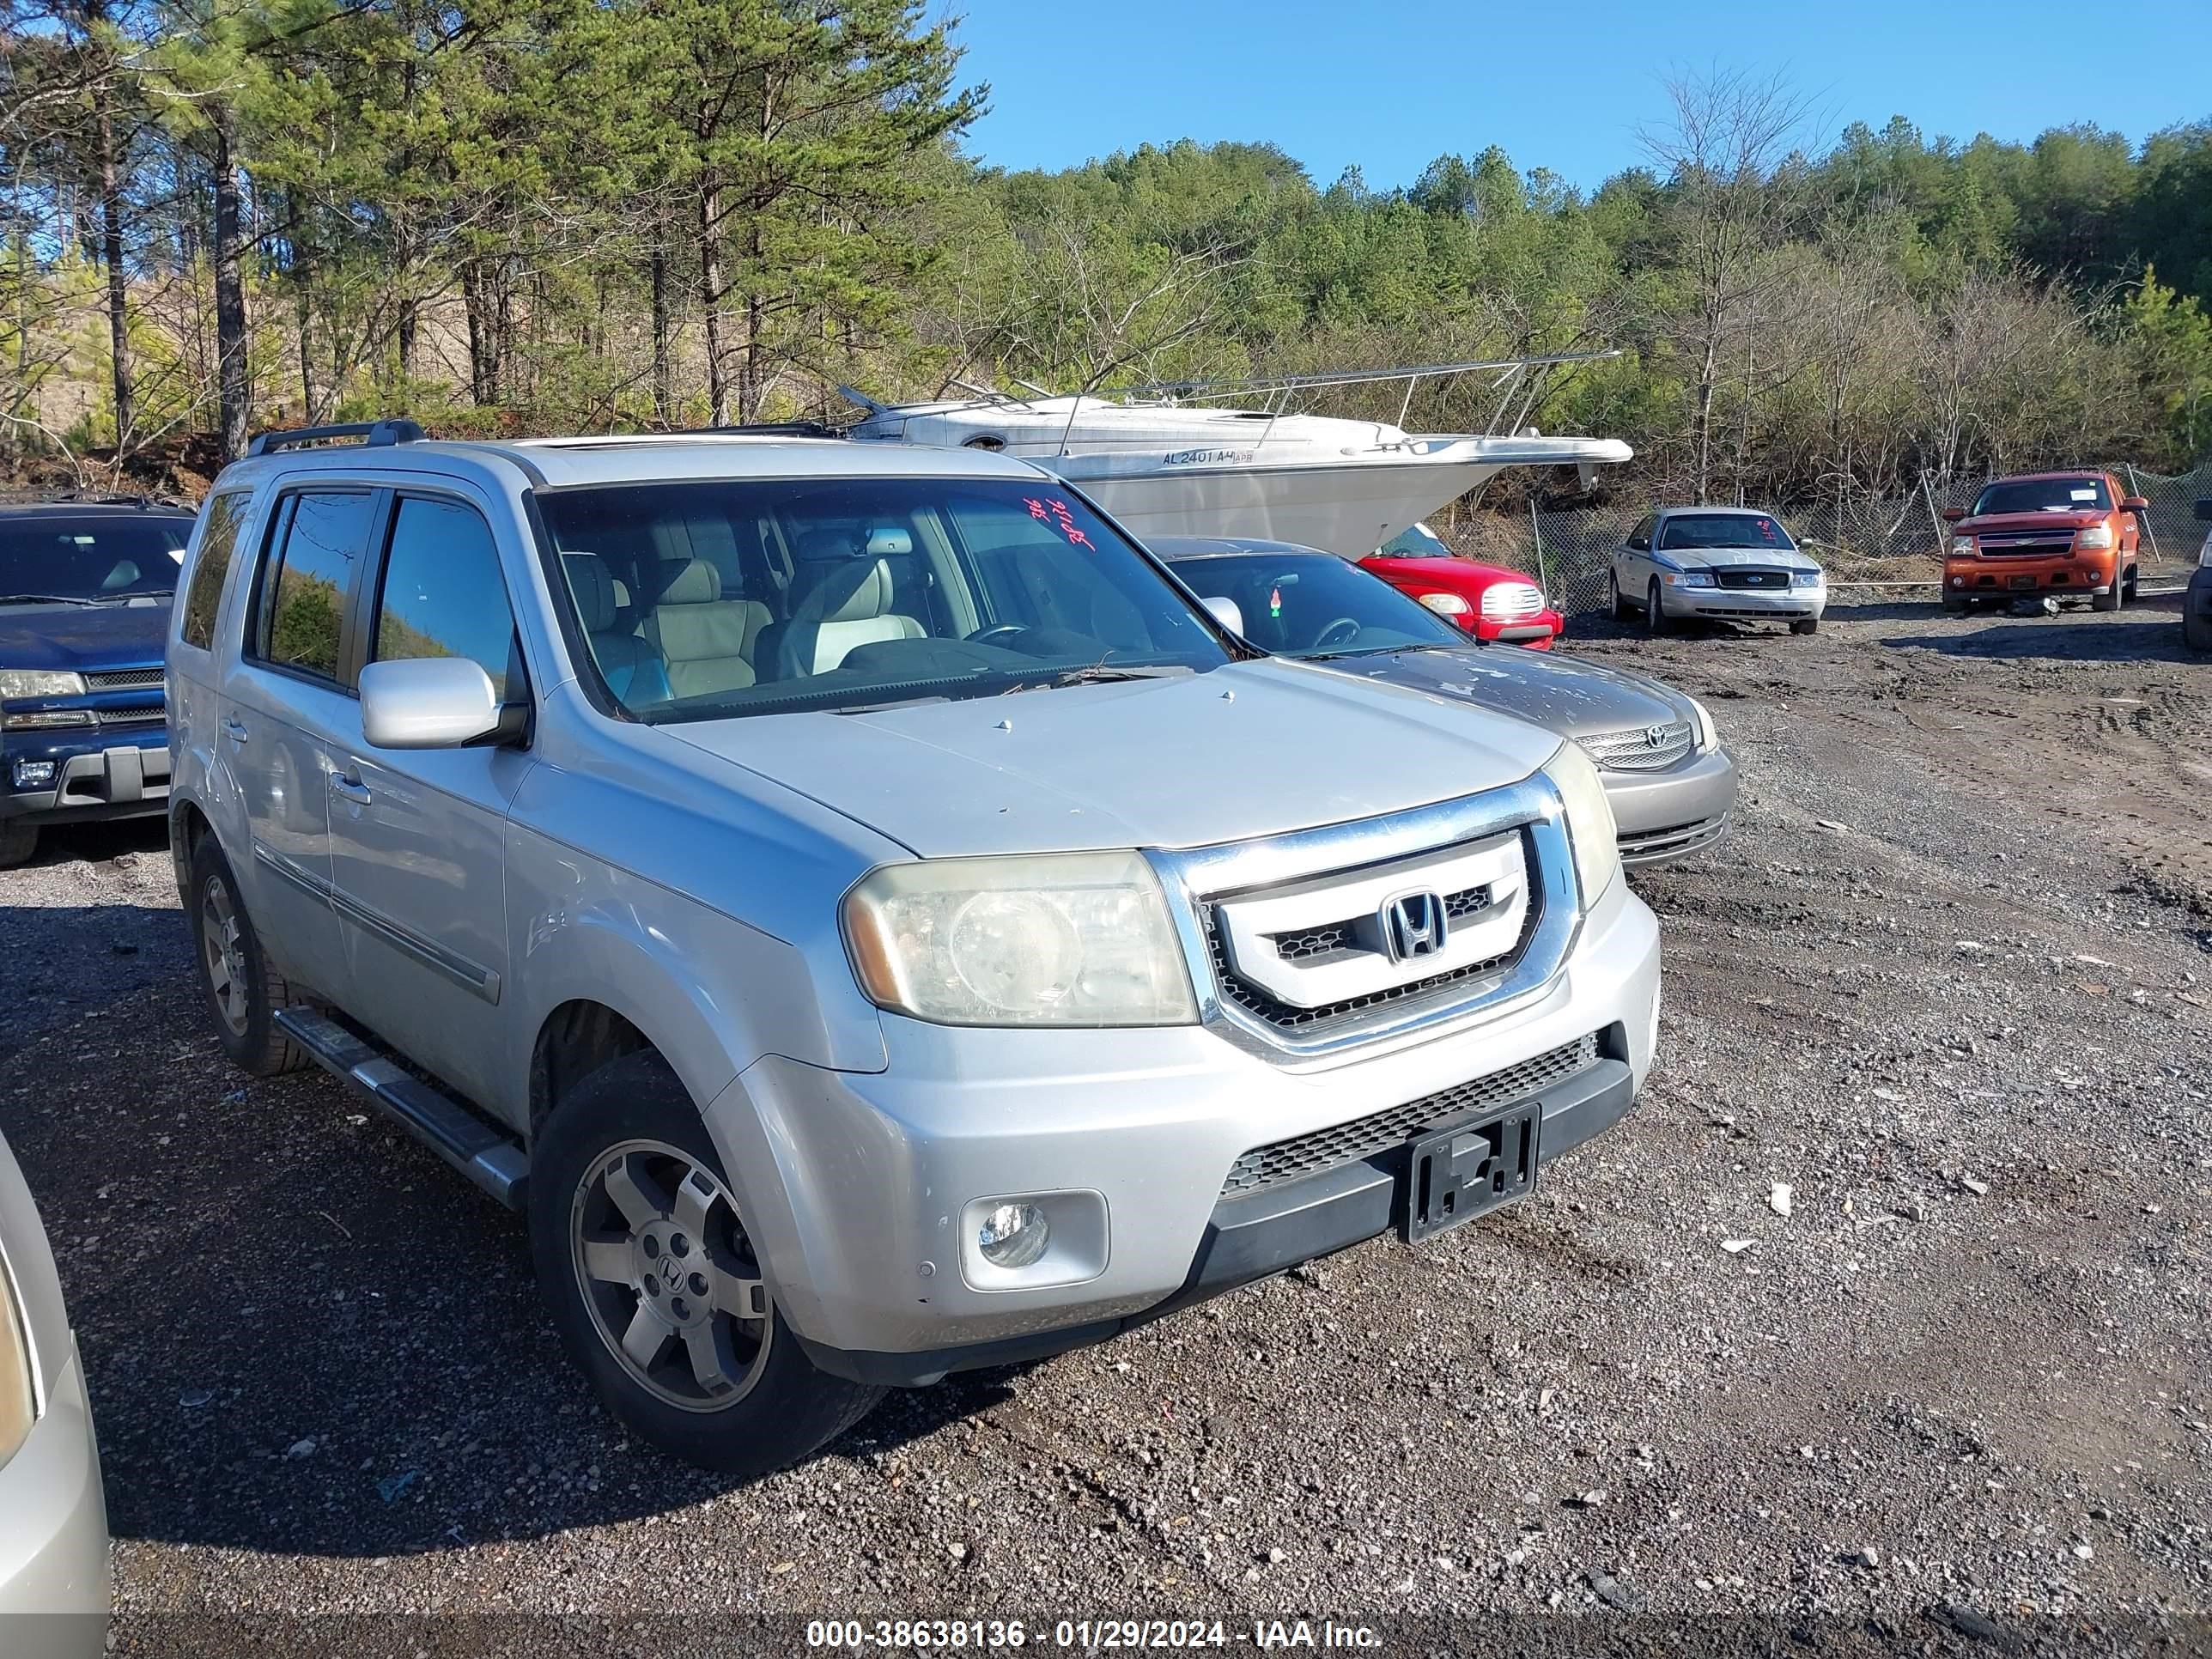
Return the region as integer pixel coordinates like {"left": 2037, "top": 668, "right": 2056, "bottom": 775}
{"left": 641, "top": 557, "right": 773, "bottom": 699}
{"left": 763, "top": 552, "right": 926, "bottom": 678}
{"left": 562, "top": 553, "right": 672, "bottom": 705}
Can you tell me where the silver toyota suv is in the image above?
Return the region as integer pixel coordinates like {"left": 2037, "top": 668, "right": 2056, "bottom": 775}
{"left": 167, "top": 422, "right": 1662, "bottom": 1473}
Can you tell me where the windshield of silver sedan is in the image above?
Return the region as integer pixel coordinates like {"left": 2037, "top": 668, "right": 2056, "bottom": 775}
{"left": 536, "top": 477, "right": 1232, "bottom": 720}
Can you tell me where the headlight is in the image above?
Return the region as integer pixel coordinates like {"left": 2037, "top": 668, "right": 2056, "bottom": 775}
{"left": 1790, "top": 569, "right": 1823, "bottom": 588}
{"left": 1661, "top": 570, "right": 1715, "bottom": 588}
{"left": 1417, "top": 592, "right": 1471, "bottom": 617}
{"left": 1687, "top": 696, "right": 1719, "bottom": 754}
{"left": 0, "top": 670, "right": 86, "bottom": 700}
{"left": 2075, "top": 524, "right": 2113, "bottom": 550}
{"left": 844, "top": 852, "right": 1198, "bottom": 1027}
{"left": 0, "top": 1253, "right": 33, "bottom": 1473}
{"left": 1541, "top": 741, "right": 1620, "bottom": 908}
{"left": 2198, "top": 534, "right": 2212, "bottom": 569}
{"left": 1951, "top": 536, "right": 1977, "bottom": 556}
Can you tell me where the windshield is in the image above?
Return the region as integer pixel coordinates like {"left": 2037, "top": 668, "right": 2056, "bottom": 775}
{"left": 1377, "top": 522, "right": 1451, "bottom": 559}
{"left": 1970, "top": 477, "right": 2110, "bottom": 516}
{"left": 1164, "top": 550, "right": 1462, "bottom": 658}
{"left": 0, "top": 514, "right": 190, "bottom": 601}
{"left": 536, "top": 477, "right": 1232, "bottom": 720}
{"left": 1657, "top": 513, "right": 1796, "bottom": 553}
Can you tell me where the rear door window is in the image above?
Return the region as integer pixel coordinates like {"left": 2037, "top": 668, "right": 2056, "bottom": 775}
{"left": 252, "top": 490, "right": 377, "bottom": 682}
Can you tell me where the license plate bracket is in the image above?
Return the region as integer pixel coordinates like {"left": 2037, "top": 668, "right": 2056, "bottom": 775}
{"left": 1402, "top": 1103, "right": 1540, "bottom": 1243}
{"left": 2009, "top": 574, "right": 2038, "bottom": 590}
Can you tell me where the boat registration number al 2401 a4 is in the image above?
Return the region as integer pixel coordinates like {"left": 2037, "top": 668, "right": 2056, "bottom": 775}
{"left": 1161, "top": 447, "right": 1256, "bottom": 467}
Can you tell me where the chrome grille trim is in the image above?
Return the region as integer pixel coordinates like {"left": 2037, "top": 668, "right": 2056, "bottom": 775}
{"left": 1578, "top": 720, "right": 1693, "bottom": 773}
{"left": 1220, "top": 1034, "right": 1599, "bottom": 1194}
{"left": 1146, "top": 775, "right": 1583, "bottom": 1063}
{"left": 1480, "top": 582, "right": 1545, "bottom": 619}
{"left": 94, "top": 702, "right": 164, "bottom": 726}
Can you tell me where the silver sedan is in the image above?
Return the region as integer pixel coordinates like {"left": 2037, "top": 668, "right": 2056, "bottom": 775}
{"left": 1609, "top": 506, "right": 1826, "bottom": 635}
{"left": 1158, "top": 538, "right": 1738, "bottom": 865}
{"left": 0, "top": 1127, "right": 107, "bottom": 1656}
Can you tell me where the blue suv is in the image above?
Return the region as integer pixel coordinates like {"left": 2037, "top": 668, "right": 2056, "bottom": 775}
{"left": 0, "top": 498, "right": 196, "bottom": 866}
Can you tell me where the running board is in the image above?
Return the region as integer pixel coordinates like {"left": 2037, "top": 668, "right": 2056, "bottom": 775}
{"left": 274, "top": 1007, "right": 529, "bottom": 1210}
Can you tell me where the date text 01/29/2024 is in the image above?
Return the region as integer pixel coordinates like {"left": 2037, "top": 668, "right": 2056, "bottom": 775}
{"left": 805, "top": 1620, "right": 1386, "bottom": 1650}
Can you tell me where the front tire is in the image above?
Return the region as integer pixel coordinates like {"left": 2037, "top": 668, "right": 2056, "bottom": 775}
{"left": 189, "top": 838, "right": 308, "bottom": 1075}
{"left": 2093, "top": 568, "right": 2125, "bottom": 613}
{"left": 2186, "top": 604, "right": 2212, "bottom": 653}
{"left": 1942, "top": 590, "right": 1969, "bottom": 616}
{"left": 1790, "top": 618, "right": 1820, "bottom": 635}
{"left": 0, "top": 819, "right": 34, "bottom": 869}
{"left": 530, "top": 1050, "right": 883, "bottom": 1475}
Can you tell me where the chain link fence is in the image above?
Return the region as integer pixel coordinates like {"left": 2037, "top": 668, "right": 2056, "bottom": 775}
{"left": 1431, "top": 462, "right": 2212, "bottom": 617}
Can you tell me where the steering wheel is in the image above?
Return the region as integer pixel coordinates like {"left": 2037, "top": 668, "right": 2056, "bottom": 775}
{"left": 968, "top": 623, "right": 1030, "bottom": 648}
{"left": 1312, "top": 617, "right": 1363, "bottom": 651}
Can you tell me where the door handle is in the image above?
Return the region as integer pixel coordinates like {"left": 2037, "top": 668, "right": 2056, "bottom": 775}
{"left": 221, "top": 716, "right": 248, "bottom": 744}
{"left": 328, "top": 772, "right": 373, "bottom": 805}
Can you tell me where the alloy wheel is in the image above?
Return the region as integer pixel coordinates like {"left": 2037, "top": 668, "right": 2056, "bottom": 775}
{"left": 570, "top": 1139, "right": 773, "bottom": 1413}
{"left": 199, "top": 876, "right": 250, "bottom": 1036}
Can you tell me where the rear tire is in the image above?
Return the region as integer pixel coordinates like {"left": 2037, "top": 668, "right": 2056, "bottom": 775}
{"left": 1644, "top": 579, "right": 1668, "bottom": 635}
{"left": 1790, "top": 618, "right": 1819, "bottom": 636}
{"left": 189, "top": 838, "right": 309, "bottom": 1076}
{"left": 1608, "top": 570, "right": 1632, "bottom": 620}
{"left": 0, "top": 820, "right": 34, "bottom": 869}
{"left": 530, "top": 1050, "right": 884, "bottom": 1475}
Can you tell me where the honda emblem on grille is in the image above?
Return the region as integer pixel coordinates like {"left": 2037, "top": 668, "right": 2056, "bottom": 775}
{"left": 1380, "top": 891, "right": 1448, "bottom": 962}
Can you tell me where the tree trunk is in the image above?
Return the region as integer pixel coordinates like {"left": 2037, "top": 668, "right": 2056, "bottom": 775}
{"left": 98, "top": 107, "right": 133, "bottom": 452}
{"left": 698, "top": 182, "right": 726, "bottom": 425}
{"left": 295, "top": 278, "right": 314, "bottom": 422}
{"left": 650, "top": 235, "right": 672, "bottom": 424}
{"left": 397, "top": 296, "right": 416, "bottom": 380}
{"left": 1692, "top": 326, "right": 1718, "bottom": 506}
{"left": 211, "top": 104, "right": 251, "bottom": 462}
{"left": 460, "top": 260, "right": 497, "bottom": 404}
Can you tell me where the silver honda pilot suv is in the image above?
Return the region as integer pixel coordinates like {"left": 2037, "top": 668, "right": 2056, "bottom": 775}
{"left": 166, "top": 422, "right": 1662, "bottom": 1473}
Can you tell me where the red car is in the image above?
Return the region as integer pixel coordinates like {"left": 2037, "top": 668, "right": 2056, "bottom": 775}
{"left": 1941, "top": 471, "right": 2146, "bottom": 612}
{"left": 1358, "top": 522, "right": 1564, "bottom": 647}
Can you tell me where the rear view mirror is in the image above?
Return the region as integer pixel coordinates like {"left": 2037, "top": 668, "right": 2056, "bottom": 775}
{"left": 1940, "top": 506, "right": 1966, "bottom": 524}
{"left": 2121, "top": 496, "right": 2150, "bottom": 513}
{"left": 361, "top": 658, "right": 501, "bottom": 749}
{"left": 1201, "top": 595, "right": 1245, "bottom": 635}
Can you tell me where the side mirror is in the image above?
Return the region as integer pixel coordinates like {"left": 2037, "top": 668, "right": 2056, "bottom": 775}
{"left": 361, "top": 658, "right": 501, "bottom": 749}
{"left": 1201, "top": 595, "right": 1245, "bottom": 635}
{"left": 1940, "top": 506, "right": 1966, "bottom": 524}
{"left": 2197, "top": 498, "right": 2212, "bottom": 524}
{"left": 2121, "top": 496, "right": 2151, "bottom": 513}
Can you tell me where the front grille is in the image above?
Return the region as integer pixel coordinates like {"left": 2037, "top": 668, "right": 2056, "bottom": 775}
{"left": 94, "top": 702, "right": 163, "bottom": 726}
{"left": 1618, "top": 813, "right": 1729, "bottom": 861}
{"left": 1578, "top": 720, "right": 1693, "bottom": 773}
{"left": 84, "top": 666, "right": 164, "bottom": 689}
{"left": 1714, "top": 568, "right": 1790, "bottom": 590}
{"left": 1480, "top": 582, "right": 1545, "bottom": 619}
{"left": 1976, "top": 535, "right": 2073, "bottom": 558}
{"left": 1219, "top": 1033, "right": 1599, "bottom": 1195}
{"left": 1209, "top": 897, "right": 1532, "bottom": 1032}
{"left": 1270, "top": 882, "right": 1495, "bottom": 964}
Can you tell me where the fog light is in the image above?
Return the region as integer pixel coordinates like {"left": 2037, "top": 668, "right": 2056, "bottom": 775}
{"left": 10, "top": 760, "right": 56, "bottom": 789}
{"left": 977, "top": 1202, "right": 1050, "bottom": 1269}
{"left": 1950, "top": 576, "right": 1965, "bottom": 588}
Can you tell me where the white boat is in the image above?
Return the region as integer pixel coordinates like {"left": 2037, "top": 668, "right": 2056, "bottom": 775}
{"left": 840, "top": 356, "right": 1633, "bottom": 557}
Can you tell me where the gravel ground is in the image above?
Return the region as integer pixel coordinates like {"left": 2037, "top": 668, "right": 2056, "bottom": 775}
{"left": 2, "top": 595, "right": 2207, "bottom": 1656}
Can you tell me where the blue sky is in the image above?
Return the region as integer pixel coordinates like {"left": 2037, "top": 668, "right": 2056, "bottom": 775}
{"left": 945, "top": 0, "right": 2212, "bottom": 191}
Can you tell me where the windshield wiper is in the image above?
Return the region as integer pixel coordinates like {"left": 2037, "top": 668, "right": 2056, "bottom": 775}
{"left": 1000, "top": 664, "right": 1194, "bottom": 695}
{"left": 1302, "top": 641, "right": 1457, "bottom": 663}
{"left": 0, "top": 592, "right": 98, "bottom": 607}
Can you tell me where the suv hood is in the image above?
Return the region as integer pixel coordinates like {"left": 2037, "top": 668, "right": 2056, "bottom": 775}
{"left": 1957, "top": 509, "right": 2103, "bottom": 535}
{"left": 0, "top": 596, "right": 170, "bottom": 673}
{"left": 1668, "top": 545, "right": 1820, "bottom": 573}
{"left": 665, "top": 659, "right": 1563, "bottom": 858}
{"left": 1312, "top": 645, "right": 1688, "bottom": 739}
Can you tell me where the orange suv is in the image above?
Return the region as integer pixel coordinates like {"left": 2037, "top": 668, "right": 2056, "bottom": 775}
{"left": 1942, "top": 471, "right": 2146, "bottom": 613}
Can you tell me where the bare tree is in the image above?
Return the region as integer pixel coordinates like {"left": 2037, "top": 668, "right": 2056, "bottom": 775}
{"left": 1639, "top": 66, "right": 1820, "bottom": 502}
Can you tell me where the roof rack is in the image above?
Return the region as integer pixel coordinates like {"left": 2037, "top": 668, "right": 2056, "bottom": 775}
{"left": 246, "top": 418, "right": 426, "bottom": 458}
{"left": 696, "top": 421, "right": 845, "bottom": 440}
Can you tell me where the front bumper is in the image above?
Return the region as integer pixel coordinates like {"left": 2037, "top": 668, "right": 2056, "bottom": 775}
{"left": 1943, "top": 555, "right": 2115, "bottom": 599}
{"left": 1662, "top": 583, "right": 1824, "bottom": 623}
{"left": 0, "top": 726, "right": 168, "bottom": 826}
{"left": 1468, "top": 607, "right": 1564, "bottom": 648}
{"left": 1600, "top": 746, "right": 1737, "bottom": 866}
{"left": 0, "top": 1343, "right": 109, "bottom": 1650}
{"left": 707, "top": 875, "right": 1661, "bottom": 1380}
